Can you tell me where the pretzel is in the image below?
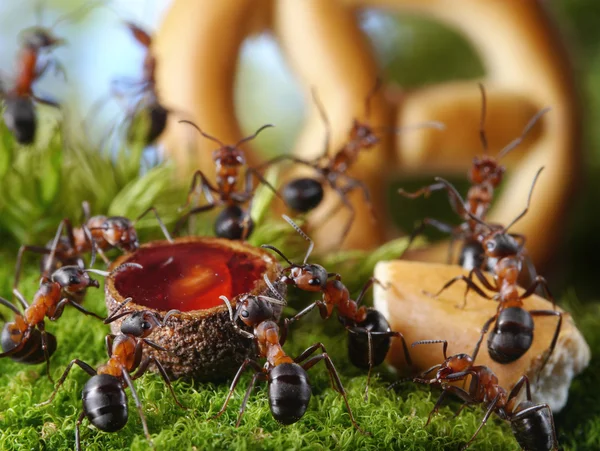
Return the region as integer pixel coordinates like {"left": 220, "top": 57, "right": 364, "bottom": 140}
{"left": 153, "top": 0, "right": 579, "bottom": 266}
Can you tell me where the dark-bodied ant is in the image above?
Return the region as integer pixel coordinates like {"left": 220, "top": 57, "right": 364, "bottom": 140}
{"left": 36, "top": 297, "right": 185, "bottom": 451}
{"left": 0, "top": 225, "right": 140, "bottom": 380}
{"left": 1, "top": 2, "right": 99, "bottom": 144}
{"left": 14, "top": 201, "right": 172, "bottom": 279}
{"left": 257, "top": 82, "right": 444, "bottom": 245}
{"left": 426, "top": 168, "right": 562, "bottom": 367}
{"left": 262, "top": 215, "right": 412, "bottom": 399}
{"left": 173, "top": 120, "right": 280, "bottom": 240}
{"left": 211, "top": 293, "right": 367, "bottom": 433}
{"left": 411, "top": 340, "right": 558, "bottom": 450}
{"left": 399, "top": 84, "right": 550, "bottom": 272}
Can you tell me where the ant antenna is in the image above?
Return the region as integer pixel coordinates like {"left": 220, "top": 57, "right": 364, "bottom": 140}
{"left": 179, "top": 120, "right": 226, "bottom": 147}
{"left": 86, "top": 262, "right": 143, "bottom": 278}
{"left": 104, "top": 297, "right": 134, "bottom": 323}
{"left": 50, "top": 1, "right": 105, "bottom": 29}
{"left": 412, "top": 339, "right": 449, "bottom": 360}
{"left": 220, "top": 295, "right": 255, "bottom": 339}
{"left": 235, "top": 124, "right": 274, "bottom": 147}
{"left": 262, "top": 274, "right": 287, "bottom": 305}
{"left": 282, "top": 215, "right": 314, "bottom": 264}
{"left": 221, "top": 295, "right": 236, "bottom": 322}
{"left": 478, "top": 83, "right": 489, "bottom": 154}
{"left": 497, "top": 107, "right": 551, "bottom": 160}
{"left": 161, "top": 309, "right": 181, "bottom": 325}
{"left": 503, "top": 166, "right": 545, "bottom": 233}
{"left": 261, "top": 245, "right": 294, "bottom": 266}
{"left": 364, "top": 77, "right": 382, "bottom": 119}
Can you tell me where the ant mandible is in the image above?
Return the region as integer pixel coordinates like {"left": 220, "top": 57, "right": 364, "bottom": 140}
{"left": 1, "top": 2, "right": 98, "bottom": 144}
{"left": 427, "top": 168, "right": 562, "bottom": 368}
{"left": 257, "top": 81, "right": 443, "bottom": 246}
{"left": 411, "top": 340, "right": 558, "bottom": 450}
{"left": 174, "top": 120, "right": 279, "bottom": 240}
{"left": 211, "top": 294, "right": 367, "bottom": 433}
{"left": 399, "top": 84, "right": 550, "bottom": 272}
{"left": 262, "top": 215, "right": 412, "bottom": 399}
{"left": 36, "top": 297, "right": 185, "bottom": 451}
{"left": 14, "top": 201, "right": 172, "bottom": 280}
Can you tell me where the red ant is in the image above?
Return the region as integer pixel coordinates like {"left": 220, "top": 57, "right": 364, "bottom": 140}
{"left": 1, "top": 3, "right": 98, "bottom": 144}
{"left": 411, "top": 340, "right": 558, "bottom": 450}
{"left": 211, "top": 293, "right": 367, "bottom": 433}
{"left": 36, "top": 297, "right": 185, "bottom": 450}
{"left": 174, "top": 120, "right": 279, "bottom": 240}
{"left": 14, "top": 201, "right": 172, "bottom": 280}
{"left": 426, "top": 168, "right": 562, "bottom": 368}
{"left": 399, "top": 84, "right": 549, "bottom": 272}
{"left": 257, "top": 82, "right": 443, "bottom": 246}
{"left": 262, "top": 215, "right": 412, "bottom": 399}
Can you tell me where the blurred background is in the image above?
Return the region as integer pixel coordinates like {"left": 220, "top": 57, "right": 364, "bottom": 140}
{"left": 0, "top": 0, "right": 599, "bottom": 300}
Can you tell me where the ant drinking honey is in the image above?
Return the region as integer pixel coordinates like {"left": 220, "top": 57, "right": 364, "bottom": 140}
{"left": 399, "top": 84, "right": 549, "bottom": 272}
{"left": 426, "top": 168, "right": 562, "bottom": 368}
{"left": 411, "top": 340, "right": 558, "bottom": 450}
{"left": 174, "top": 120, "right": 280, "bottom": 240}
{"left": 262, "top": 215, "right": 412, "bottom": 399}
{"left": 212, "top": 293, "right": 367, "bottom": 433}
{"left": 36, "top": 297, "right": 185, "bottom": 450}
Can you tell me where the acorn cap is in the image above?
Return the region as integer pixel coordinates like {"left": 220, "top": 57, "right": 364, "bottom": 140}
{"left": 105, "top": 236, "right": 285, "bottom": 381}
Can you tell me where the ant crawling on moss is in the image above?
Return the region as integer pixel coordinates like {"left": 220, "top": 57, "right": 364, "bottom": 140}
{"left": 262, "top": 215, "right": 412, "bottom": 399}
{"left": 0, "top": 222, "right": 142, "bottom": 380}
{"left": 36, "top": 297, "right": 185, "bottom": 451}
{"left": 426, "top": 168, "right": 562, "bottom": 368}
{"left": 174, "top": 120, "right": 280, "bottom": 240}
{"left": 1, "top": 2, "right": 99, "bottom": 144}
{"left": 411, "top": 340, "right": 558, "bottom": 451}
{"left": 257, "top": 81, "right": 443, "bottom": 246}
{"left": 211, "top": 293, "right": 367, "bottom": 433}
{"left": 399, "top": 84, "right": 549, "bottom": 273}
{"left": 14, "top": 201, "right": 172, "bottom": 279}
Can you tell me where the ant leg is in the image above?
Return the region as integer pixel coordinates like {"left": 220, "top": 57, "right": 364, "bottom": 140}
{"left": 13, "top": 245, "right": 51, "bottom": 290}
{"left": 340, "top": 177, "right": 375, "bottom": 223}
{"left": 209, "top": 359, "right": 263, "bottom": 420}
{"left": 133, "top": 206, "right": 173, "bottom": 243}
{"left": 461, "top": 393, "right": 501, "bottom": 451}
{"left": 279, "top": 301, "right": 328, "bottom": 346}
{"left": 333, "top": 187, "right": 356, "bottom": 248}
{"left": 37, "top": 322, "right": 54, "bottom": 382}
{"left": 459, "top": 268, "right": 497, "bottom": 309}
{"left": 0, "top": 296, "right": 23, "bottom": 316}
{"left": 408, "top": 218, "right": 455, "bottom": 248}
{"left": 12, "top": 289, "right": 29, "bottom": 310}
{"left": 141, "top": 339, "right": 168, "bottom": 353}
{"left": 244, "top": 166, "right": 283, "bottom": 202}
{"left": 521, "top": 276, "right": 556, "bottom": 309}
{"left": 301, "top": 348, "right": 369, "bottom": 435}
{"left": 105, "top": 335, "right": 115, "bottom": 357}
{"left": 235, "top": 372, "right": 268, "bottom": 427}
{"left": 42, "top": 218, "right": 76, "bottom": 277}
{"left": 252, "top": 154, "right": 314, "bottom": 172}
{"left": 36, "top": 359, "right": 96, "bottom": 407}
{"left": 471, "top": 315, "right": 498, "bottom": 362}
{"left": 49, "top": 298, "right": 104, "bottom": 321}
{"left": 180, "top": 170, "right": 218, "bottom": 211}
{"left": 121, "top": 368, "right": 155, "bottom": 450}
{"left": 425, "top": 275, "right": 492, "bottom": 301}
{"left": 425, "top": 386, "right": 475, "bottom": 426}
{"left": 529, "top": 310, "right": 562, "bottom": 377}
{"left": 400, "top": 181, "right": 469, "bottom": 218}
{"left": 132, "top": 356, "right": 187, "bottom": 410}
{"left": 355, "top": 277, "right": 387, "bottom": 307}
{"left": 398, "top": 182, "right": 448, "bottom": 200}
{"left": 425, "top": 389, "right": 448, "bottom": 426}
{"left": 506, "top": 375, "right": 532, "bottom": 405}
{"left": 74, "top": 410, "right": 86, "bottom": 451}
{"left": 173, "top": 203, "right": 216, "bottom": 236}
{"left": 412, "top": 339, "right": 449, "bottom": 360}
{"left": 33, "top": 95, "right": 60, "bottom": 110}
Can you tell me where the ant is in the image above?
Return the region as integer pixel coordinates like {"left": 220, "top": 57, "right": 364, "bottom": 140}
{"left": 411, "top": 340, "right": 558, "bottom": 450}
{"left": 262, "top": 215, "right": 412, "bottom": 399}
{"left": 399, "top": 84, "right": 550, "bottom": 272}
{"left": 36, "top": 297, "right": 185, "bottom": 451}
{"left": 14, "top": 201, "right": 172, "bottom": 279}
{"left": 426, "top": 168, "right": 562, "bottom": 367}
{"left": 257, "top": 82, "right": 443, "bottom": 246}
{"left": 1, "top": 3, "right": 97, "bottom": 144}
{"left": 173, "top": 120, "right": 279, "bottom": 240}
{"left": 211, "top": 293, "right": 367, "bottom": 433}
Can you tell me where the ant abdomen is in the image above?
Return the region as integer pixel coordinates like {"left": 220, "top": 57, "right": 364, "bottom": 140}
{"left": 282, "top": 177, "right": 324, "bottom": 213}
{"left": 268, "top": 363, "right": 311, "bottom": 425}
{"left": 129, "top": 100, "right": 168, "bottom": 145}
{"left": 83, "top": 374, "right": 128, "bottom": 433}
{"left": 1, "top": 324, "right": 57, "bottom": 364}
{"left": 347, "top": 309, "right": 391, "bottom": 369}
{"left": 214, "top": 205, "right": 254, "bottom": 240}
{"left": 487, "top": 307, "right": 534, "bottom": 363}
{"left": 510, "top": 401, "right": 558, "bottom": 451}
{"left": 3, "top": 96, "right": 36, "bottom": 144}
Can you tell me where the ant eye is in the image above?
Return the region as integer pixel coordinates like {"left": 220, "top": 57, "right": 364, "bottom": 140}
{"left": 309, "top": 278, "right": 320, "bottom": 286}
{"left": 486, "top": 241, "right": 496, "bottom": 250}
{"left": 142, "top": 321, "right": 151, "bottom": 330}
{"left": 69, "top": 277, "right": 80, "bottom": 285}
{"left": 241, "top": 310, "right": 249, "bottom": 318}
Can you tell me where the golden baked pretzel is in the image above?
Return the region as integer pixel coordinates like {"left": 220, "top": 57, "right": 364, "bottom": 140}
{"left": 154, "top": 0, "right": 579, "bottom": 266}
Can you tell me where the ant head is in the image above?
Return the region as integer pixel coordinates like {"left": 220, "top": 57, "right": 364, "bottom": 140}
{"left": 120, "top": 311, "right": 161, "bottom": 338}
{"left": 101, "top": 217, "right": 138, "bottom": 252}
{"left": 481, "top": 231, "right": 521, "bottom": 259}
{"left": 236, "top": 295, "right": 275, "bottom": 327}
{"left": 52, "top": 265, "right": 98, "bottom": 292}
{"left": 20, "top": 27, "right": 65, "bottom": 51}
{"left": 290, "top": 264, "right": 328, "bottom": 292}
{"left": 470, "top": 156, "right": 505, "bottom": 187}
{"left": 213, "top": 146, "right": 246, "bottom": 169}
{"left": 349, "top": 119, "right": 379, "bottom": 149}
{"left": 437, "top": 353, "right": 473, "bottom": 378}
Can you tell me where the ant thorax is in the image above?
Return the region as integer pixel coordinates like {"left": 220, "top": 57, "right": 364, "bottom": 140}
{"left": 466, "top": 184, "right": 493, "bottom": 218}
